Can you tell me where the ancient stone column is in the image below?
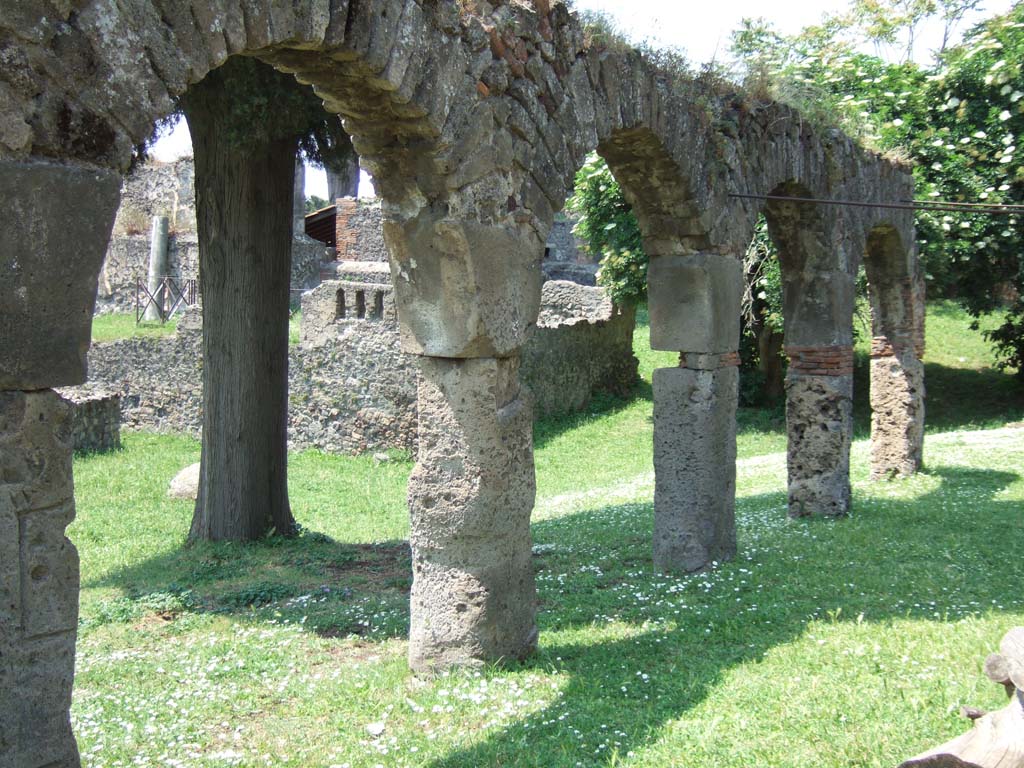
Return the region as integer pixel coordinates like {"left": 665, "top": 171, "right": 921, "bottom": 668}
{"left": 143, "top": 215, "right": 169, "bottom": 322}
{"left": 386, "top": 211, "right": 543, "bottom": 672}
{"left": 1, "top": 157, "right": 118, "bottom": 768}
{"left": 784, "top": 350, "right": 854, "bottom": 517}
{"left": 0, "top": 392, "right": 81, "bottom": 768}
{"left": 647, "top": 252, "right": 742, "bottom": 572}
{"left": 780, "top": 264, "right": 856, "bottom": 518}
{"left": 868, "top": 275, "right": 926, "bottom": 479}
{"left": 408, "top": 357, "right": 537, "bottom": 672}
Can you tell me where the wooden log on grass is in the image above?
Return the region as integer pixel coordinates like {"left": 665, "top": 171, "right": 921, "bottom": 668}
{"left": 899, "top": 628, "right": 1024, "bottom": 768}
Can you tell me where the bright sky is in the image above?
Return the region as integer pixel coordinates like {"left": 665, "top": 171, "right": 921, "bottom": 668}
{"left": 151, "top": 0, "right": 1014, "bottom": 198}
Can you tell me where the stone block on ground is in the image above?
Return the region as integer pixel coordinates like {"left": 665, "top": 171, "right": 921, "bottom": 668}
{"left": 168, "top": 462, "right": 201, "bottom": 500}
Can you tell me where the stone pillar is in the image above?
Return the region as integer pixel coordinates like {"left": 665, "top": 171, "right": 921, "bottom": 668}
{"left": 386, "top": 210, "right": 543, "bottom": 672}
{"left": 647, "top": 252, "right": 742, "bottom": 572}
{"left": 1, "top": 157, "right": 121, "bottom": 768}
{"left": 293, "top": 158, "right": 306, "bottom": 235}
{"left": 779, "top": 261, "right": 856, "bottom": 519}
{"left": 0, "top": 392, "right": 81, "bottom": 768}
{"left": 868, "top": 275, "right": 925, "bottom": 479}
{"left": 784, "top": 346, "right": 854, "bottom": 517}
{"left": 143, "top": 215, "right": 169, "bottom": 322}
{"left": 408, "top": 356, "right": 537, "bottom": 672}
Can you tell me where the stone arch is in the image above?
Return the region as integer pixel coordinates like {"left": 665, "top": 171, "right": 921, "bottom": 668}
{"left": 762, "top": 180, "right": 856, "bottom": 519}
{"left": 1, "top": 3, "right": 928, "bottom": 764}
{"left": 863, "top": 224, "right": 926, "bottom": 479}
{"left": 597, "top": 125, "right": 743, "bottom": 575}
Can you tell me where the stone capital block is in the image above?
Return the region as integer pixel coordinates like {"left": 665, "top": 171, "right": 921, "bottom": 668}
{"left": 408, "top": 356, "right": 538, "bottom": 672}
{"left": 786, "top": 373, "right": 853, "bottom": 517}
{"left": 0, "top": 158, "right": 121, "bottom": 389}
{"left": 782, "top": 269, "right": 855, "bottom": 348}
{"left": 652, "top": 365, "right": 738, "bottom": 573}
{"left": 647, "top": 253, "right": 742, "bottom": 354}
{"left": 384, "top": 216, "right": 542, "bottom": 358}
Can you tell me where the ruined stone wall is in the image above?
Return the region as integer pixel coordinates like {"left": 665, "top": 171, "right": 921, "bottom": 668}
{"left": 524, "top": 281, "right": 637, "bottom": 415}
{"left": 96, "top": 233, "right": 199, "bottom": 313}
{"left": 54, "top": 390, "right": 121, "bottom": 454}
{"left": 333, "top": 197, "right": 388, "bottom": 262}
{"left": 96, "top": 159, "right": 327, "bottom": 313}
{"left": 112, "top": 158, "right": 196, "bottom": 235}
{"left": 545, "top": 214, "right": 583, "bottom": 263}
{"left": 70, "top": 276, "right": 636, "bottom": 453}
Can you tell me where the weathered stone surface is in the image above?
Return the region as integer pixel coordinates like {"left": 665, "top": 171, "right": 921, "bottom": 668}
{"left": 0, "top": 159, "right": 120, "bottom": 389}
{"left": 786, "top": 374, "right": 853, "bottom": 518}
{"left": 385, "top": 215, "right": 543, "bottom": 358}
{"left": 408, "top": 356, "right": 537, "bottom": 672}
{"left": 652, "top": 366, "right": 738, "bottom": 573}
{"left": 524, "top": 283, "right": 638, "bottom": 415}
{"left": 0, "top": 390, "right": 79, "bottom": 768}
{"left": 55, "top": 390, "right": 121, "bottom": 454}
{"left": 168, "top": 462, "right": 201, "bottom": 500}
{"left": 781, "top": 270, "right": 856, "bottom": 348}
{"left": 647, "top": 253, "right": 743, "bottom": 354}
{"left": 870, "top": 354, "right": 925, "bottom": 480}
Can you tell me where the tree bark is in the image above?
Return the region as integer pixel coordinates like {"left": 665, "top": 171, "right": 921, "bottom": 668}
{"left": 182, "top": 95, "right": 297, "bottom": 541}
{"left": 322, "top": 122, "right": 359, "bottom": 201}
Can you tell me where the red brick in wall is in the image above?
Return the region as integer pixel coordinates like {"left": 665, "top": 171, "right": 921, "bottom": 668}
{"left": 785, "top": 345, "right": 854, "bottom": 376}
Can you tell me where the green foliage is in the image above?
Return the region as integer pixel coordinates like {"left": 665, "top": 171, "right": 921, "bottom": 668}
{"left": 731, "top": 3, "right": 1024, "bottom": 376}
{"left": 566, "top": 153, "right": 647, "bottom": 305}
{"left": 919, "top": 5, "right": 1024, "bottom": 374}
{"left": 305, "top": 195, "right": 329, "bottom": 213}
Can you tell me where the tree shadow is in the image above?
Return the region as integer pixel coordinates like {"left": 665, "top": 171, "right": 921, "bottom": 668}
{"left": 852, "top": 354, "right": 1024, "bottom": 436}
{"left": 80, "top": 530, "right": 413, "bottom": 641}
{"left": 426, "top": 464, "right": 1023, "bottom": 767}
{"left": 78, "top": 459, "right": 1022, "bottom": 766}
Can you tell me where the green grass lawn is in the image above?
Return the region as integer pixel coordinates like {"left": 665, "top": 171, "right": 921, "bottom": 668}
{"left": 91, "top": 312, "right": 178, "bottom": 343}
{"left": 69, "top": 302, "right": 1024, "bottom": 767}
{"left": 91, "top": 311, "right": 304, "bottom": 345}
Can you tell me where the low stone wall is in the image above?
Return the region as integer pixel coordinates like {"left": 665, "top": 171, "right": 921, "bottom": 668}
{"left": 524, "top": 282, "right": 638, "bottom": 416}
{"left": 54, "top": 390, "right": 121, "bottom": 453}
{"left": 71, "top": 272, "right": 637, "bottom": 454}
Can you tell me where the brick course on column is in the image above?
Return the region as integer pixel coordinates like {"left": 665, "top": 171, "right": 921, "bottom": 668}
{"left": 785, "top": 345, "right": 855, "bottom": 376}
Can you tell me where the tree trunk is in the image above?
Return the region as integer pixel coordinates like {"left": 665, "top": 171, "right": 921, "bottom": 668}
{"left": 758, "top": 326, "right": 785, "bottom": 403}
{"left": 183, "top": 96, "right": 297, "bottom": 541}
{"left": 322, "top": 122, "right": 359, "bottom": 201}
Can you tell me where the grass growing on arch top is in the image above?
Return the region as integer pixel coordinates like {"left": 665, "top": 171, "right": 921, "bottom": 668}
{"left": 68, "top": 301, "right": 1024, "bottom": 767}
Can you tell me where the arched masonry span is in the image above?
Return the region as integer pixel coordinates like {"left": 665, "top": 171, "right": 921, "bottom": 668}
{"left": 0, "top": 2, "right": 923, "bottom": 764}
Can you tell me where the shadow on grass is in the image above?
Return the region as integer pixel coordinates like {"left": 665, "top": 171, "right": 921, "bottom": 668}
{"left": 80, "top": 455, "right": 1024, "bottom": 768}
{"left": 852, "top": 354, "right": 1024, "bottom": 437}
{"left": 425, "top": 464, "right": 1022, "bottom": 767}
{"left": 81, "top": 531, "right": 413, "bottom": 640}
